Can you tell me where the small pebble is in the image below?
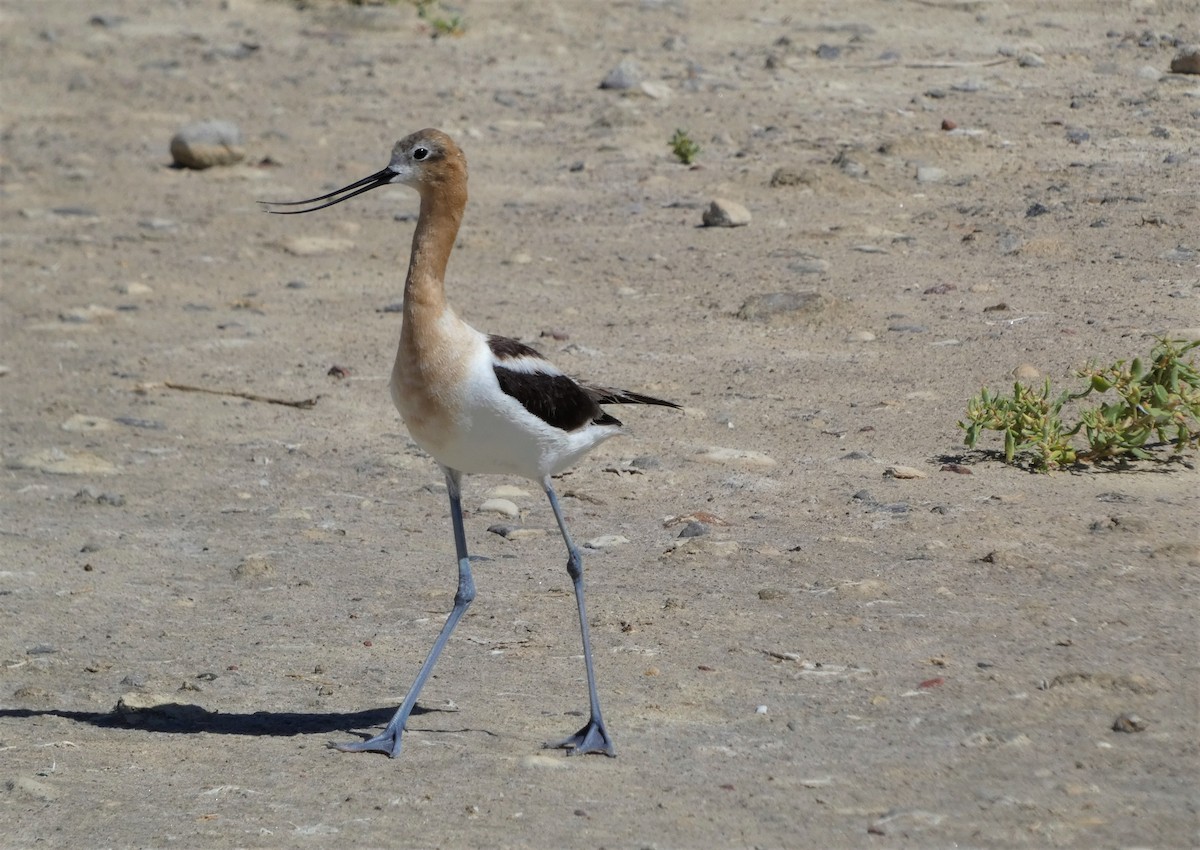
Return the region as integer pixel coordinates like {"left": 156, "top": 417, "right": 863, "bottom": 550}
{"left": 169, "top": 120, "right": 245, "bottom": 169}
{"left": 585, "top": 534, "right": 629, "bottom": 550}
{"left": 1112, "top": 712, "right": 1148, "bottom": 733}
{"left": 884, "top": 465, "right": 927, "bottom": 479}
{"left": 61, "top": 414, "right": 113, "bottom": 432}
{"left": 701, "top": 198, "right": 751, "bottom": 227}
{"left": 940, "top": 118, "right": 957, "bottom": 131}
{"left": 836, "top": 157, "right": 867, "bottom": 179}
{"left": 1012, "top": 363, "right": 1040, "bottom": 382}
{"left": 677, "top": 521, "right": 709, "bottom": 538}
{"left": 639, "top": 81, "right": 671, "bottom": 100}
{"left": 115, "top": 416, "right": 165, "bottom": 430}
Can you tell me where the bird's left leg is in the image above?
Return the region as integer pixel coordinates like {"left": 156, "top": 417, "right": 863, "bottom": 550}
{"left": 541, "top": 479, "right": 616, "bottom": 757}
{"left": 333, "top": 467, "right": 475, "bottom": 757}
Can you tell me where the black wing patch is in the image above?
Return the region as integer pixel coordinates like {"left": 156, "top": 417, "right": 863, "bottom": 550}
{"left": 494, "top": 366, "right": 608, "bottom": 432}
{"left": 487, "top": 334, "right": 545, "bottom": 362}
{"left": 488, "top": 334, "right": 681, "bottom": 431}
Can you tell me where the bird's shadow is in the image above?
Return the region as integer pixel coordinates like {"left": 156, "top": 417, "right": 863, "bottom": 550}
{"left": 0, "top": 704, "right": 433, "bottom": 738}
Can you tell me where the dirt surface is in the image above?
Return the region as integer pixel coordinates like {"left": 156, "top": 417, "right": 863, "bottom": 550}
{"left": 2, "top": 1, "right": 1199, "bottom": 847}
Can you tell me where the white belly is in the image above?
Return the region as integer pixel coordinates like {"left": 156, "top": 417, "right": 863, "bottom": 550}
{"left": 391, "top": 333, "right": 621, "bottom": 480}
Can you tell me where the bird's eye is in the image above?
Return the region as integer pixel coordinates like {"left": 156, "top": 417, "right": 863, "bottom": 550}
{"left": 412, "top": 147, "right": 429, "bottom": 161}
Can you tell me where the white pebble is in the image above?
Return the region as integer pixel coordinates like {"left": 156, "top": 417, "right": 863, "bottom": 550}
{"left": 585, "top": 534, "right": 629, "bottom": 550}
{"left": 479, "top": 498, "right": 520, "bottom": 518}
{"left": 696, "top": 447, "right": 777, "bottom": 469}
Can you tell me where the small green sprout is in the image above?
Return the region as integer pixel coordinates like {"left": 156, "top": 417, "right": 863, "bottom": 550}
{"left": 669, "top": 129, "right": 700, "bottom": 165}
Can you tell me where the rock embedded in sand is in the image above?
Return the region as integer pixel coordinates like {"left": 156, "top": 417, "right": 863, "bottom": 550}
{"left": 1169, "top": 44, "right": 1200, "bottom": 74}
{"left": 702, "top": 198, "right": 751, "bottom": 227}
{"left": 281, "top": 236, "right": 355, "bottom": 256}
{"left": 169, "top": 120, "right": 245, "bottom": 169}
{"left": 915, "top": 166, "right": 947, "bottom": 184}
{"left": 769, "top": 166, "right": 815, "bottom": 187}
{"left": 736, "top": 290, "right": 833, "bottom": 323}
{"left": 585, "top": 534, "right": 629, "bottom": 550}
{"left": 10, "top": 448, "right": 117, "bottom": 475}
{"left": 232, "top": 553, "right": 276, "bottom": 582}
{"left": 4, "top": 777, "right": 60, "bottom": 802}
{"left": 696, "top": 446, "right": 777, "bottom": 469}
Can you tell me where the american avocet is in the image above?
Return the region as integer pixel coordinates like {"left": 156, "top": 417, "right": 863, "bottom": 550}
{"left": 263, "top": 129, "right": 679, "bottom": 758}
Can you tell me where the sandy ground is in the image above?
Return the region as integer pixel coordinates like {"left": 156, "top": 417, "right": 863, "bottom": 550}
{"left": 2, "top": 0, "right": 1199, "bottom": 847}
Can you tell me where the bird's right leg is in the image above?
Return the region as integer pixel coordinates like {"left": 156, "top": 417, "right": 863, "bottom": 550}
{"left": 333, "top": 467, "right": 475, "bottom": 758}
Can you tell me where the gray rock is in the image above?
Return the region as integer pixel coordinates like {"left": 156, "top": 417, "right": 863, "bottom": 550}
{"left": 169, "top": 120, "right": 245, "bottom": 169}
{"left": 702, "top": 198, "right": 751, "bottom": 227}
{"left": 599, "top": 59, "right": 641, "bottom": 90}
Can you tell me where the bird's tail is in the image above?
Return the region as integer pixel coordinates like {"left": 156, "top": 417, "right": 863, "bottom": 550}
{"left": 589, "top": 386, "right": 681, "bottom": 410}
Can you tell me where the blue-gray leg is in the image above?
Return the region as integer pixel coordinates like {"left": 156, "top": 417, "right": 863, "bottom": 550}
{"left": 542, "top": 480, "right": 616, "bottom": 756}
{"left": 334, "top": 467, "right": 476, "bottom": 758}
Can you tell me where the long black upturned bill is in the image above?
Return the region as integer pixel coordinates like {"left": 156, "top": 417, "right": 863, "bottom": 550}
{"left": 259, "top": 167, "right": 395, "bottom": 214}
